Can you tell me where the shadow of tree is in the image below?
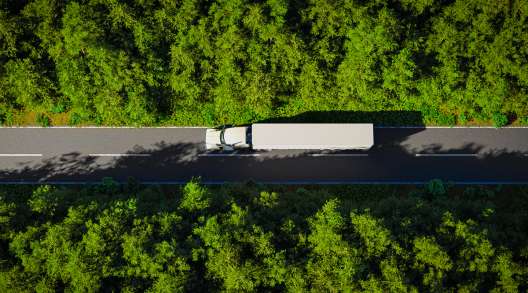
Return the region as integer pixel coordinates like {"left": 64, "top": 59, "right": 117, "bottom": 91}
{"left": 0, "top": 141, "right": 526, "bottom": 184}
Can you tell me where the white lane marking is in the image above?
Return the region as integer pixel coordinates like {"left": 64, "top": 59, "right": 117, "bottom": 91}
{"left": 88, "top": 153, "right": 151, "bottom": 157}
{"left": 198, "top": 153, "right": 261, "bottom": 157}
{"left": 0, "top": 154, "right": 43, "bottom": 157}
{"left": 310, "top": 154, "right": 369, "bottom": 157}
{"left": 415, "top": 153, "right": 479, "bottom": 157}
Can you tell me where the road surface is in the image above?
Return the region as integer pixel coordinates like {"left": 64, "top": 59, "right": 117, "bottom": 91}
{"left": 0, "top": 127, "right": 527, "bottom": 184}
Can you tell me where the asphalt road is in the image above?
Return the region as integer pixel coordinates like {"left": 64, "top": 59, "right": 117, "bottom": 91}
{"left": 0, "top": 127, "right": 527, "bottom": 184}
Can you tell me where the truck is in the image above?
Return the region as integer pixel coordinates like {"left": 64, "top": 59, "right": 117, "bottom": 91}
{"left": 205, "top": 123, "right": 374, "bottom": 151}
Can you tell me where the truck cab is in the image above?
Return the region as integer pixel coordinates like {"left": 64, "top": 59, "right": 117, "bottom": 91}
{"left": 205, "top": 126, "right": 251, "bottom": 150}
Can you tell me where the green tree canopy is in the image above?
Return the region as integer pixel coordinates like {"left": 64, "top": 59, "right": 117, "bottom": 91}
{"left": 0, "top": 182, "right": 527, "bottom": 291}
{"left": 0, "top": 0, "right": 526, "bottom": 126}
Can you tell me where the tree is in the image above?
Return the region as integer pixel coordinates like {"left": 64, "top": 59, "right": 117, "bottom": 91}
{"left": 1, "top": 182, "right": 528, "bottom": 291}
{"left": 305, "top": 199, "right": 359, "bottom": 291}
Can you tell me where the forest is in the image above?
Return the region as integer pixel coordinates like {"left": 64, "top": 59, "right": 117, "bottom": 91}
{"left": 0, "top": 180, "right": 527, "bottom": 291}
{"left": 0, "top": 0, "right": 527, "bottom": 126}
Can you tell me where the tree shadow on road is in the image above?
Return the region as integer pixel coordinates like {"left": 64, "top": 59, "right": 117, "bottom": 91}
{"left": 0, "top": 140, "right": 526, "bottom": 184}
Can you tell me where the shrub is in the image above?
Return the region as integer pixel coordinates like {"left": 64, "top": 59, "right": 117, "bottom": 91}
{"left": 68, "top": 112, "right": 82, "bottom": 125}
{"left": 437, "top": 113, "right": 456, "bottom": 126}
{"left": 99, "top": 177, "right": 119, "bottom": 194}
{"left": 492, "top": 113, "right": 508, "bottom": 128}
{"left": 426, "top": 179, "right": 446, "bottom": 196}
{"left": 50, "top": 103, "right": 66, "bottom": 114}
{"left": 457, "top": 113, "right": 468, "bottom": 125}
{"left": 35, "top": 113, "right": 50, "bottom": 127}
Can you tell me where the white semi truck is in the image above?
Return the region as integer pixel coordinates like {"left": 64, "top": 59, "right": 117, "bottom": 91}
{"left": 205, "top": 123, "right": 374, "bottom": 151}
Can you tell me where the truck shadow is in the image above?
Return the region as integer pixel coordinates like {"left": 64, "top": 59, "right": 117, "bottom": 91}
{"left": 256, "top": 110, "right": 425, "bottom": 126}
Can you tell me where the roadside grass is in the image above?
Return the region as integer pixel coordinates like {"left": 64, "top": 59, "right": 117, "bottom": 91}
{"left": 1, "top": 109, "right": 527, "bottom": 127}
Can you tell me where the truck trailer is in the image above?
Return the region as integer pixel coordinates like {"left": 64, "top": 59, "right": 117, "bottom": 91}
{"left": 205, "top": 123, "right": 374, "bottom": 151}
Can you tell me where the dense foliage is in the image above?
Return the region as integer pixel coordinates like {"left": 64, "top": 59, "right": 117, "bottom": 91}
{"left": 0, "top": 0, "right": 527, "bottom": 126}
{"left": 1, "top": 181, "right": 527, "bottom": 291}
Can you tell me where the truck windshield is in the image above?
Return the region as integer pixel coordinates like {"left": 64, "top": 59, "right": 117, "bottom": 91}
{"left": 220, "top": 128, "right": 226, "bottom": 145}
{"left": 246, "top": 127, "right": 252, "bottom": 144}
